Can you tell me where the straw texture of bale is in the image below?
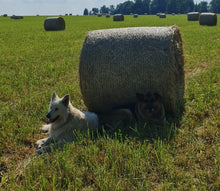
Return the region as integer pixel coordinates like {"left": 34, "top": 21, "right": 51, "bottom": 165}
{"left": 79, "top": 26, "right": 184, "bottom": 114}
{"left": 199, "top": 13, "right": 217, "bottom": 26}
{"left": 44, "top": 17, "right": 65, "bottom": 31}
{"left": 187, "top": 12, "right": 200, "bottom": 21}
{"left": 113, "top": 14, "right": 124, "bottom": 21}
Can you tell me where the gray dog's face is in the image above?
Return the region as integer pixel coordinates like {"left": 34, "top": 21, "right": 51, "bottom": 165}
{"left": 46, "top": 92, "right": 70, "bottom": 123}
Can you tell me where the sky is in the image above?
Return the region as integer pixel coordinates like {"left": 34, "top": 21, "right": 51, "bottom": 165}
{"left": 0, "top": 0, "right": 212, "bottom": 16}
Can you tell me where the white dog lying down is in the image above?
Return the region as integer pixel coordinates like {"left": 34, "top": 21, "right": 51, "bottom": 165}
{"left": 36, "top": 92, "right": 99, "bottom": 154}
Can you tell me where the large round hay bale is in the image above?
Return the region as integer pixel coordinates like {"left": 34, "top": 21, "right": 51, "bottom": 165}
{"left": 133, "top": 14, "right": 138, "bottom": 18}
{"left": 113, "top": 14, "right": 124, "bottom": 21}
{"left": 187, "top": 12, "right": 200, "bottom": 21}
{"left": 159, "top": 13, "right": 166, "bottom": 18}
{"left": 199, "top": 13, "right": 217, "bottom": 26}
{"left": 79, "top": 26, "right": 185, "bottom": 114}
{"left": 44, "top": 17, "right": 65, "bottom": 31}
{"left": 11, "top": 15, "right": 23, "bottom": 19}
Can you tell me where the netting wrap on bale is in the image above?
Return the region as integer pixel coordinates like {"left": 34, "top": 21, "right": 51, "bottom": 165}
{"left": 199, "top": 13, "right": 217, "bottom": 26}
{"left": 187, "top": 12, "right": 200, "bottom": 21}
{"left": 44, "top": 17, "right": 65, "bottom": 31}
{"left": 79, "top": 26, "right": 185, "bottom": 114}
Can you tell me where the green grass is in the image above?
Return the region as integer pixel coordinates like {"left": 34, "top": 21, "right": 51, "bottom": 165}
{"left": 0, "top": 15, "right": 219, "bottom": 190}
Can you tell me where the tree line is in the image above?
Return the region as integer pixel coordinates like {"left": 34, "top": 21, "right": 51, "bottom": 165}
{"left": 83, "top": 0, "right": 220, "bottom": 15}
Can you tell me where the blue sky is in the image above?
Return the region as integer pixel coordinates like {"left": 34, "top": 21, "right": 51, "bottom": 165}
{"left": 0, "top": 0, "right": 211, "bottom": 16}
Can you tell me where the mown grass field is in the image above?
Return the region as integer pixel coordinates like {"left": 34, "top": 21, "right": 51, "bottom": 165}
{"left": 0, "top": 15, "right": 219, "bottom": 190}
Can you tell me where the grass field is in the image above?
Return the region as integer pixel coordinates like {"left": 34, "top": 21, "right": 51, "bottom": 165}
{"left": 0, "top": 15, "right": 219, "bottom": 190}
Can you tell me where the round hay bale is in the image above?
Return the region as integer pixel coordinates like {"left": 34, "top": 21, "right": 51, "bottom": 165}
{"left": 44, "top": 17, "right": 65, "bottom": 31}
{"left": 199, "top": 13, "right": 217, "bottom": 26}
{"left": 113, "top": 14, "right": 124, "bottom": 21}
{"left": 187, "top": 12, "right": 200, "bottom": 21}
{"left": 106, "top": 14, "right": 110, "bottom": 18}
{"left": 133, "top": 14, "right": 138, "bottom": 18}
{"left": 79, "top": 26, "right": 185, "bottom": 114}
{"left": 11, "top": 15, "right": 23, "bottom": 19}
{"left": 159, "top": 13, "right": 166, "bottom": 18}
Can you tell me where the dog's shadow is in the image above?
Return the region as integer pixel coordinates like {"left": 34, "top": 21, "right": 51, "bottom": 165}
{"left": 97, "top": 109, "right": 184, "bottom": 143}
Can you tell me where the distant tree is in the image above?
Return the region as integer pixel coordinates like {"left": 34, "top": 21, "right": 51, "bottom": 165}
{"left": 142, "top": 0, "right": 151, "bottom": 14}
{"left": 177, "top": 0, "right": 194, "bottom": 14}
{"left": 100, "top": 5, "right": 109, "bottom": 14}
{"left": 133, "top": 0, "right": 143, "bottom": 14}
{"left": 115, "top": 1, "right": 134, "bottom": 15}
{"left": 83, "top": 8, "right": 89, "bottom": 15}
{"left": 167, "top": 0, "right": 177, "bottom": 13}
{"left": 91, "top": 8, "right": 99, "bottom": 15}
{"left": 210, "top": 0, "right": 220, "bottom": 13}
{"left": 109, "top": 5, "right": 115, "bottom": 15}
{"left": 150, "top": 0, "right": 167, "bottom": 14}
{"left": 197, "top": 1, "right": 208, "bottom": 12}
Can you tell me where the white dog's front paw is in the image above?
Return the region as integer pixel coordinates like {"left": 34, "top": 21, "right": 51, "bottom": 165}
{"left": 40, "top": 124, "right": 50, "bottom": 132}
{"left": 36, "top": 138, "right": 48, "bottom": 148}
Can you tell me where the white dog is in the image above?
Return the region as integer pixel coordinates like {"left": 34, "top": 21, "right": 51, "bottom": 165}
{"left": 36, "top": 92, "right": 99, "bottom": 154}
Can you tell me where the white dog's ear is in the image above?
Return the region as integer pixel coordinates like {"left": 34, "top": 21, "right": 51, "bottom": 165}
{"left": 62, "top": 94, "right": 70, "bottom": 107}
{"left": 52, "top": 92, "right": 58, "bottom": 101}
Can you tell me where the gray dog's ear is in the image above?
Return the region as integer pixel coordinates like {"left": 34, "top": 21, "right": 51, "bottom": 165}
{"left": 62, "top": 94, "right": 70, "bottom": 107}
{"left": 52, "top": 92, "right": 58, "bottom": 101}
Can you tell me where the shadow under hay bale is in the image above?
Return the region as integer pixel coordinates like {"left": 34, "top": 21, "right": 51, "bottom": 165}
{"left": 44, "top": 17, "right": 65, "bottom": 31}
{"left": 199, "top": 13, "right": 217, "bottom": 26}
{"left": 187, "top": 12, "right": 200, "bottom": 21}
{"left": 79, "top": 26, "right": 185, "bottom": 119}
{"left": 113, "top": 14, "right": 124, "bottom": 21}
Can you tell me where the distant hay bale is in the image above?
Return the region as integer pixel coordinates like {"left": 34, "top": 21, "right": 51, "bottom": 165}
{"left": 187, "top": 12, "right": 200, "bottom": 21}
{"left": 3, "top": 14, "right": 7, "bottom": 17}
{"left": 97, "top": 13, "right": 102, "bottom": 17}
{"left": 159, "top": 13, "right": 166, "bottom": 18}
{"left": 199, "top": 13, "right": 217, "bottom": 26}
{"left": 11, "top": 15, "right": 23, "bottom": 19}
{"left": 133, "top": 14, "right": 138, "bottom": 18}
{"left": 44, "top": 17, "right": 65, "bottom": 31}
{"left": 106, "top": 14, "right": 110, "bottom": 18}
{"left": 113, "top": 14, "right": 124, "bottom": 21}
{"left": 79, "top": 26, "right": 185, "bottom": 114}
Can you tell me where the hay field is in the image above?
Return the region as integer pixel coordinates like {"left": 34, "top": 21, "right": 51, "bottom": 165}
{"left": 0, "top": 15, "right": 219, "bottom": 190}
